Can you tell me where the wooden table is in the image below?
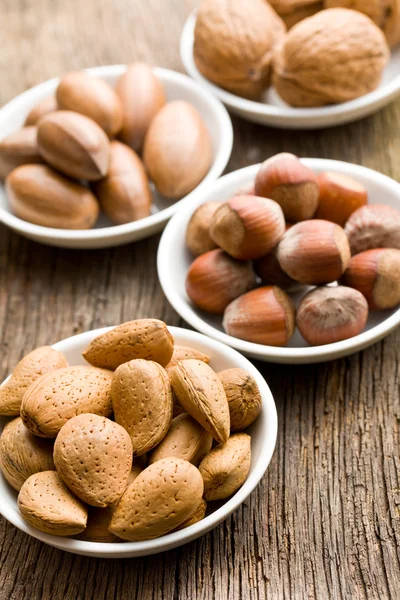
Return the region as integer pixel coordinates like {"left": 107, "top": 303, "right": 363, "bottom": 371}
{"left": 1, "top": 1, "right": 399, "bottom": 598}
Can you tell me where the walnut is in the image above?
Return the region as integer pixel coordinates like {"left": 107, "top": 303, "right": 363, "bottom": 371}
{"left": 273, "top": 8, "right": 390, "bottom": 107}
{"left": 193, "top": 0, "right": 286, "bottom": 99}
{"left": 270, "top": 0, "right": 323, "bottom": 28}
{"left": 325, "top": 0, "right": 400, "bottom": 47}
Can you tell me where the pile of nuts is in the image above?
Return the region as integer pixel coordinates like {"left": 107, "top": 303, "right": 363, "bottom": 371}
{"left": 0, "top": 319, "right": 261, "bottom": 541}
{"left": 194, "top": 0, "right": 393, "bottom": 106}
{"left": 0, "top": 64, "right": 212, "bottom": 229}
{"left": 185, "top": 153, "right": 400, "bottom": 347}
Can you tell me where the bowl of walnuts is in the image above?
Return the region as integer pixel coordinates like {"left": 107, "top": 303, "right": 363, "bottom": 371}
{"left": 158, "top": 155, "right": 400, "bottom": 363}
{"left": 180, "top": 0, "right": 400, "bottom": 128}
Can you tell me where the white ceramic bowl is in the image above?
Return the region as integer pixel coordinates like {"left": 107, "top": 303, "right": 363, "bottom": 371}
{"left": 180, "top": 12, "right": 400, "bottom": 130}
{"left": 0, "top": 326, "right": 277, "bottom": 558}
{"left": 0, "top": 65, "right": 233, "bottom": 249}
{"left": 158, "top": 159, "right": 400, "bottom": 364}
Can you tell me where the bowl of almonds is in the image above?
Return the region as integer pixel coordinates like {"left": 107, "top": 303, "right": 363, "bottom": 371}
{"left": 158, "top": 156, "right": 400, "bottom": 363}
{"left": 0, "top": 64, "right": 233, "bottom": 248}
{"left": 0, "top": 320, "right": 277, "bottom": 557}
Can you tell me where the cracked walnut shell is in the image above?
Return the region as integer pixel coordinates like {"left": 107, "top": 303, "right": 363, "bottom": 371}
{"left": 270, "top": 0, "right": 323, "bottom": 28}
{"left": 194, "top": 0, "right": 286, "bottom": 99}
{"left": 273, "top": 8, "right": 390, "bottom": 107}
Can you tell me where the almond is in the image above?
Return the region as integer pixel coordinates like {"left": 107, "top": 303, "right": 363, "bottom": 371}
{"left": 6, "top": 164, "right": 100, "bottom": 229}
{"left": 18, "top": 471, "right": 88, "bottom": 536}
{"left": 0, "top": 345, "right": 67, "bottom": 416}
{"left": 0, "top": 417, "right": 55, "bottom": 491}
{"left": 111, "top": 359, "right": 173, "bottom": 456}
{"left": 116, "top": 63, "right": 166, "bottom": 151}
{"left": 24, "top": 96, "right": 58, "bottom": 127}
{"left": 169, "top": 359, "right": 230, "bottom": 444}
{"left": 77, "top": 506, "right": 118, "bottom": 543}
{"left": 92, "top": 140, "right": 152, "bottom": 225}
{"left": 37, "top": 111, "right": 110, "bottom": 181}
{"left": 21, "top": 366, "right": 113, "bottom": 438}
{"left": 109, "top": 457, "right": 204, "bottom": 540}
{"left": 54, "top": 414, "right": 133, "bottom": 507}
{"left": 143, "top": 101, "right": 213, "bottom": 199}
{"left": 218, "top": 368, "right": 262, "bottom": 431}
{"left": 0, "top": 127, "right": 43, "bottom": 180}
{"left": 199, "top": 433, "right": 251, "bottom": 501}
{"left": 174, "top": 498, "right": 207, "bottom": 531}
{"left": 82, "top": 319, "right": 174, "bottom": 369}
{"left": 56, "top": 71, "right": 123, "bottom": 137}
{"left": 165, "top": 345, "right": 211, "bottom": 371}
{"left": 148, "top": 413, "right": 213, "bottom": 466}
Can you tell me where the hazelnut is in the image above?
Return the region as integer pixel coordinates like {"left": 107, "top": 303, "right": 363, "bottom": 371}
{"left": 273, "top": 9, "right": 390, "bottom": 107}
{"left": 277, "top": 220, "right": 351, "bottom": 284}
{"left": 185, "top": 201, "right": 220, "bottom": 256}
{"left": 297, "top": 285, "right": 369, "bottom": 345}
{"left": 186, "top": 249, "right": 256, "bottom": 314}
{"left": 315, "top": 172, "right": 368, "bottom": 226}
{"left": 193, "top": 0, "right": 286, "bottom": 99}
{"left": 325, "top": 0, "right": 400, "bottom": 48}
{"left": 255, "top": 154, "right": 319, "bottom": 222}
{"left": 344, "top": 204, "right": 400, "bottom": 255}
{"left": 233, "top": 183, "right": 256, "bottom": 197}
{"left": 209, "top": 195, "right": 285, "bottom": 260}
{"left": 254, "top": 247, "right": 300, "bottom": 291}
{"left": 341, "top": 248, "right": 400, "bottom": 310}
{"left": 270, "top": 0, "right": 323, "bottom": 29}
{"left": 223, "top": 286, "right": 296, "bottom": 346}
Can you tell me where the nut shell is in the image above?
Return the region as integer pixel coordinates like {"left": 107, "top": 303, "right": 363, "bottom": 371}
{"left": 37, "top": 110, "right": 110, "bottom": 181}
{"left": 223, "top": 286, "right": 296, "bottom": 346}
{"left": 54, "top": 414, "right": 133, "bottom": 507}
{"left": 270, "top": 0, "right": 323, "bottom": 28}
{"left": 0, "top": 417, "right": 55, "bottom": 491}
{"left": 277, "top": 220, "right": 351, "bottom": 284}
{"left": 6, "top": 164, "right": 100, "bottom": 229}
{"left": 341, "top": 248, "right": 400, "bottom": 309}
{"left": 273, "top": 8, "right": 389, "bottom": 107}
{"left": 218, "top": 368, "right": 262, "bottom": 431}
{"left": 199, "top": 433, "right": 251, "bottom": 501}
{"left": 109, "top": 457, "right": 204, "bottom": 541}
{"left": 297, "top": 285, "right": 369, "bottom": 345}
{"left": 193, "top": 0, "right": 286, "bottom": 98}
{"left": 255, "top": 154, "right": 319, "bottom": 222}
{"left": 0, "top": 127, "right": 43, "bottom": 180}
{"left": 315, "top": 171, "right": 368, "bottom": 226}
{"left": 56, "top": 71, "right": 123, "bottom": 137}
{"left": 210, "top": 196, "right": 286, "bottom": 260}
{"left": 111, "top": 359, "right": 173, "bottom": 456}
{"left": 92, "top": 140, "right": 152, "bottom": 225}
{"left": 186, "top": 249, "right": 256, "bottom": 314}
{"left": 185, "top": 201, "right": 220, "bottom": 256}
{"left": 148, "top": 413, "right": 213, "bottom": 466}
{"left": 325, "top": 0, "right": 400, "bottom": 47}
{"left": 170, "top": 359, "right": 230, "bottom": 444}
{"left": 18, "top": 471, "right": 88, "bottom": 536}
{"left": 344, "top": 204, "right": 400, "bottom": 255}
{"left": 21, "top": 366, "right": 113, "bottom": 438}
{"left": 165, "top": 345, "right": 211, "bottom": 371}
{"left": 116, "top": 63, "right": 166, "bottom": 151}
{"left": 82, "top": 319, "right": 174, "bottom": 369}
{"left": 174, "top": 498, "right": 207, "bottom": 531}
{"left": 24, "top": 96, "right": 58, "bottom": 127}
{"left": 143, "top": 101, "right": 213, "bottom": 199}
{"left": 254, "top": 247, "right": 301, "bottom": 291}
{"left": 0, "top": 345, "right": 67, "bottom": 416}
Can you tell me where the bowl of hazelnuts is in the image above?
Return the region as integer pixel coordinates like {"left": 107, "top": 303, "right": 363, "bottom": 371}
{"left": 158, "top": 154, "right": 400, "bottom": 363}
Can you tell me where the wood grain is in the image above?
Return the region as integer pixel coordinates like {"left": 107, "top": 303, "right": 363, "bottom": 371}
{"left": 0, "top": 1, "right": 400, "bottom": 598}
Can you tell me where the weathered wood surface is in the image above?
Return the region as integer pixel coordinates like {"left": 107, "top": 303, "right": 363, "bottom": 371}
{"left": 0, "top": 1, "right": 399, "bottom": 598}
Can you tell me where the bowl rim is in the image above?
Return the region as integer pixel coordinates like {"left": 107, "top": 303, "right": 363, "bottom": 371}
{"left": 180, "top": 12, "right": 400, "bottom": 126}
{"left": 0, "top": 325, "right": 277, "bottom": 558}
{"left": 157, "top": 159, "right": 400, "bottom": 364}
{"left": 0, "top": 64, "right": 233, "bottom": 243}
